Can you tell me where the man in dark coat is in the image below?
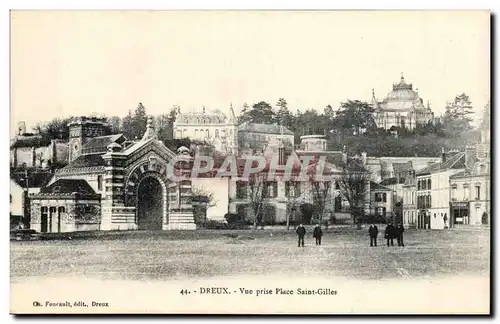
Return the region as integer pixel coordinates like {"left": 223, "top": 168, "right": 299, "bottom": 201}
{"left": 296, "top": 224, "right": 306, "bottom": 247}
{"left": 313, "top": 224, "right": 323, "bottom": 245}
{"left": 385, "top": 222, "right": 395, "bottom": 246}
{"left": 396, "top": 223, "right": 405, "bottom": 247}
{"left": 368, "top": 224, "right": 378, "bottom": 247}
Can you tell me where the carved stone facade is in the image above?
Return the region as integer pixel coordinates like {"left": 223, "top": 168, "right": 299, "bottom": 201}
{"left": 30, "top": 116, "right": 196, "bottom": 232}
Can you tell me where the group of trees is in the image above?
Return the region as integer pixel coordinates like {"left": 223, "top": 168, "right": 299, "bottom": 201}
{"left": 237, "top": 94, "right": 481, "bottom": 157}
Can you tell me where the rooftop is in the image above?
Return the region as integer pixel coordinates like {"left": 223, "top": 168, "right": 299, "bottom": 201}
{"left": 238, "top": 122, "right": 294, "bottom": 135}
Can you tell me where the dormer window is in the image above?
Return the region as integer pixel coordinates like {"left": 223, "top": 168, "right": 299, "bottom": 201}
{"left": 52, "top": 186, "right": 61, "bottom": 193}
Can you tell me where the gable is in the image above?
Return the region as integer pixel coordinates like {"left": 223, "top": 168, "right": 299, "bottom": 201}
{"left": 124, "top": 139, "right": 178, "bottom": 168}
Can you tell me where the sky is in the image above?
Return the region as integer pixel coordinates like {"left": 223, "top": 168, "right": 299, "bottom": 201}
{"left": 10, "top": 10, "right": 490, "bottom": 136}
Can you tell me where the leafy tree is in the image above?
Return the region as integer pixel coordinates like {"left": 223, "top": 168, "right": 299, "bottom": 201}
{"left": 237, "top": 103, "right": 251, "bottom": 124}
{"left": 106, "top": 116, "right": 122, "bottom": 134}
{"left": 154, "top": 113, "right": 172, "bottom": 142}
{"left": 131, "top": 102, "right": 148, "bottom": 140}
{"left": 33, "top": 117, "right": 72, "bottom": 141}
{"left": 276, "top": 98, "right": 294, "bottom": 128}
{"left": 122, "top": 110, "right": 134, "bottom": 140}
{"left": 335, "top": 100, "right": 375, "bottom": 135}
{"left": 444, "top": 93, "right": 474, "bottom": 135}
{"left": 240, "top": 101, "right": 276, "bottom": 124}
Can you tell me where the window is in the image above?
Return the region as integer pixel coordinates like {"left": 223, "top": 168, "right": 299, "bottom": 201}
{"left": 10, "top": 194, "right": 12, "bottom": 203}
{"left": 475, "top": 186, "right": 480, "bottom": 200}
{"left": 417, "top": 181, "right": 421, "bottom": 190}
{"left": 97, "top": 175, "right": 103, "bottom": 191}
{"left": 427, "top": 179, "right": 431, "bottom": 190}
{"left": 382, "top": 193, "right": 387, "bottom": 203}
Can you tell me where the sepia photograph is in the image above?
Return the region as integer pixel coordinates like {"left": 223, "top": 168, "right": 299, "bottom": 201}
{"left": 8, "top": 9, "right": 491, "bottom": 314}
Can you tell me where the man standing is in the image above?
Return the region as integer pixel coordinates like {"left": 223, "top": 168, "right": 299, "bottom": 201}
{"left": 313, "top": 224, "right": 323, "bottom": 246}
{"left": 368, "top": 223, "right": 378, "bottom": 247}
{"left": 396, "top": 223, "right": 405, "bottom": 247}
{"left": 296, "top": 224, "right": 306, "bottom": 247}
{"left": 385, "top": 222, "right": 395, "bottom": 246}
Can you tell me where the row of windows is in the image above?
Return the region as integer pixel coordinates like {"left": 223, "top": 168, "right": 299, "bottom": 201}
{"left": 417, "top": 195, "right": 432, "bottom": 209}
{"left": 374, "top": 193, "right": 387, "bottom": 203}
{"left": 417, "top": 179, "right": 432, "bottom": 190}
{"left": 451, "top": 185, "right": 482, "bottom": 200}
{"left": 176, "top": 129, "right": 234, "bottom": 139}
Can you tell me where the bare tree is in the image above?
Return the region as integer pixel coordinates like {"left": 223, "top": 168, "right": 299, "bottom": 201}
{"left": 337, "top": 161, "right": 370, "bottom": 226}
{"left": 247, "top": 173, "right": 266, "bottom": 229}
{"left": 311, "top": 180, "right": 333, "bottom": 225}
{"left": 285, "top": 178, "right": 301, "bottom": 230}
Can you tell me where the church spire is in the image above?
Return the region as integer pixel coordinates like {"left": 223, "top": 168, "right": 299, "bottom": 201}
{"left": 141, "top": 115, "right": 158, "bottom": 141}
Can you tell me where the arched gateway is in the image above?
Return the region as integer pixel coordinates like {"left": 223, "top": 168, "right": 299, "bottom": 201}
{"left": 30, "top": 115, "right": 196, "bottom": 233}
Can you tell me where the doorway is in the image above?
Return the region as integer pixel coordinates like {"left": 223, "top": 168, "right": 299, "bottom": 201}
{"left": 137, "top": 176, "right": 165, "bottom": 230}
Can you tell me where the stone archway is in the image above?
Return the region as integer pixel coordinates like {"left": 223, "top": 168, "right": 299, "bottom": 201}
{"left": 137, "top": 176, "right": 165, "bottom": 230}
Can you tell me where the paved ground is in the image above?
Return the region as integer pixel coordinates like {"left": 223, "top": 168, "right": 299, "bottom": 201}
{"left": 10, "top": 227, "right": 490, "bottom": 282}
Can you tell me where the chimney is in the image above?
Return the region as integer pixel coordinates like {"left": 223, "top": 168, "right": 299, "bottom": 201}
{"left": 441, "top": 147, "right": 446, "bottom": 163}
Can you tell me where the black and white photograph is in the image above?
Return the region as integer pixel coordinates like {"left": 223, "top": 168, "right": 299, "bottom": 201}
{"left": 8, "top": 9, "right": 491, "bottom": 314}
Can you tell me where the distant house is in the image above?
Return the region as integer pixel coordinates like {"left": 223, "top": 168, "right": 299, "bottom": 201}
{"left": 10, "top": 171, "right": 53, "bottom": 228}
{"left": 370, "top": 182, "right": 394, "bottom": 221}
{"left": 238, "top": 122, "right": 294, "bottom": 151}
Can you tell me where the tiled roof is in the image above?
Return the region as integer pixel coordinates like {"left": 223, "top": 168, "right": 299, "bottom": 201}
{"left": 370, "top": 181, "right": 393, "bottom": 191}
{"left": 81, "top": 134, "right": 126, "bottom": 154}
{"left": 380, "top": 177, "right": 406, "bottom": 186}
{"left": 416, "top": 152, "right": 466, "bottom": 175}
{"left": 11, "top": 171, "right": 53, "bottom": 188}
{"left": 62, "top": 153, "right": 106, "bottom": 169}
{"left": 238, "top": 122, "right": 294, "bottom": 135}
{"left": 40, "top": 179, "right": 96, "bottom": 195}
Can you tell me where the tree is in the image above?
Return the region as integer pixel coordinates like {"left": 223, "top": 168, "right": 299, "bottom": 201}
{"left": 337, "top": 160, "right": 370, "bottom": 226}
{"left": 155, "top": 113, "right": 172, "bottom": 142}
{"left": 122, "top": 110, "right": 134, "bottom": 140}
{"left": 107, "top": 116, "right": 122, "bottom": 134}
{"left": 237, "top": 103, "right": 251, "bottom": 124}
{"left": 310, "top": 180, "right": 333, "bottom": 225}
{"left": 131, "top": 102, "right": 148, "bottom": 140}
{"left": 285, "top": 178, "right": 302, "bottom": 230}
{"left": 335, "top": 100, "right": 375, "bottom": 135}
{"left": 240, "top": 101, "right": 276, "bottom": 124}
{"left": 276, "top": 98, "right": 294, "bottom": 129}
{"left": 444, "top": 93, "right": 474, "bottom": 135}
{"left": 247, "top": 173, "right": 266, "bottom": 229}
{"left": 191, "top": 186, "right": 218, "bottom": 227}
{"left": 33, "top": 117, "right": 72, "bottom": 141}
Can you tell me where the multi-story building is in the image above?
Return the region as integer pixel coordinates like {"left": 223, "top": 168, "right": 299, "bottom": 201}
{"left": 415, "top": 150, "right": 468, "bottom": 229}
{"left": 365, "top": 156, "right": 441, "bottom": 183}
{"left": 448, "top": 102, "right": 491, "bottom": 227}
{"left": 173, "top": 105, "right": 238, "bottom": 155}
{"left": 370, "top": 74, "right": 435, "bottom": 130}
{"left": 227, "top": 136, "right": 367, "bottom": 225}
{"left": 402, "top": 168, "right": 418, "bottom": 228}
{"left": 370, "top": 182, "right": 394, "bottom": 221}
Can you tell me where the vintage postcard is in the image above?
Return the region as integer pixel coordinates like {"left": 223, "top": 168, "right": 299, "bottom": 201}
{"left": 9, "top": 10, "right": 491, "bottom": 314}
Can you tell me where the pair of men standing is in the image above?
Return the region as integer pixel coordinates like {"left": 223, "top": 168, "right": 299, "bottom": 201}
{"left": 296, "top": 224, "right": 323, "bottom": 247}
{"left": 369, "top": 222, "right": 405, "bottom": 247}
